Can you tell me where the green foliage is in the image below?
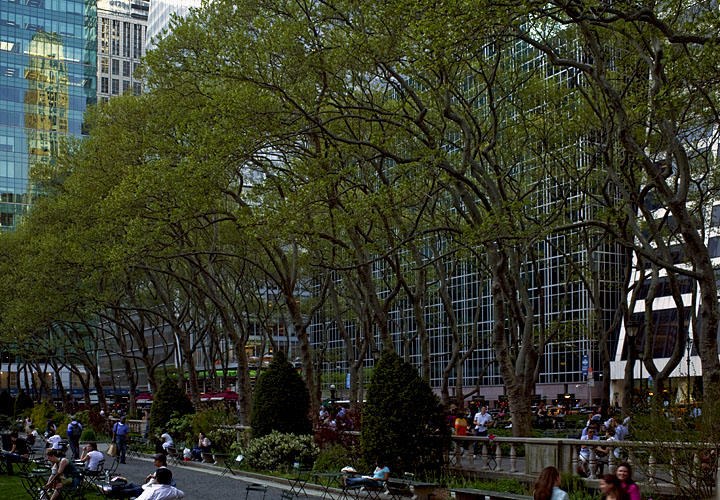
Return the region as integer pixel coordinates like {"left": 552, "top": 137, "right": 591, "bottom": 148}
{"left": 206, "top": 428, "right": 235, "bottom": 454}
{"left": 29, "top": 401, "right": 56, "bottom": 429}
{"left": 560, "top": 472, "right": 588, "bottom": 496}
{"left": 149, "top": 378, "right": 194, "bottom": 435}
{"left": 191, "top": 406, "right": 236, "bottom": 437}
{"left": 361, "top": 351, "right": 449, "bottom": 476}
{"left": 13, "top": 390, "right": 33, "bottom": 417}
{"left": 81, "top": 429, "right": 96, "bottom": 441}
{"left": 0, "top": 391, "right": 15, "bottom": 417}
{"left": 312, "top": 444, "right": 356, "bottom": 472}
{"left": 166, "top": 414, "right": 195, "bottom": 445}
{"left": 243, "top": 430, "right": 318, "bottom": 471}
{"left": 250, "top": 351, "right": 311, "bottom": 438}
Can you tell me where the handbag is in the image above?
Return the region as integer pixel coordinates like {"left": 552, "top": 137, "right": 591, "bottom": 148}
{"left": 107, "top": 442, "right": 118, "bottom": 457}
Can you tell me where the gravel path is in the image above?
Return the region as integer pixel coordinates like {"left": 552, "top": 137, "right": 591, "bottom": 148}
{"left": 96, "top": 442, "right": 304, "bottom": 500}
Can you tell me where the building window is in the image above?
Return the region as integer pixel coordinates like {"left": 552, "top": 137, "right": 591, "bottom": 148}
{"left": 112, "top": 59, "right": 119, "bottom": 75}
{"left": 133, "top": 82, "right": 142, "bottom": 95}
{"left": 123, "top": 60, "right": 130, "bottom": 77}
{"left": 112, "top": 79, "right": 119, "bottom": 95}
{"left": 123, "top": 22, "right": 131, "bottom": 57}
{"left": 112, "top": 20, "right": 120, "bottom": 55}
{"left": 0, "top": 212, "right": 14, "bottom": 226}
{"left": 101, "top": 57, "right": 109, "bottom": 74}
{"left": 101, "top": 77, "right": 109, "bottom": 94}
{"left": 122, "top": 80, "right": 130, "bottom": 94}
{"left": 133, "top": 24, "right": 144, "bottom": 59}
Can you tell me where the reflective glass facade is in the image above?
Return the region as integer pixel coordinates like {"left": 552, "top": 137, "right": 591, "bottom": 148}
{"left": 0, "top": 0, "right": 97, "bottom": 229}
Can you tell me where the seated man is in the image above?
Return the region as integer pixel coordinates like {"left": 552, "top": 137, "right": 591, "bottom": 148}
{"left": 3, "top": 430, "right": 30, "bottom": 475}
{"left": 578, "top": 427, "right": 600, "bottom": 476}
{"left": 136, "top": 468, "right": 184, "bottom": 500}
{"left": 80, "top": 442, "right": 105, "bottom": 474}
{"left": 343, "top": 459, "right": 389, "bottom": 490}
{"left": 104, "top": 453, "right": 176, "bottom": 499}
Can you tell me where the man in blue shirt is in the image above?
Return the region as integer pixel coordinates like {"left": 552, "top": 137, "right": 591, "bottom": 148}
{"left": 113, "top": 417, "right": 131, "bottom": 464}
{"left": 67, "top": 417, "right": 83, "bottom": 459}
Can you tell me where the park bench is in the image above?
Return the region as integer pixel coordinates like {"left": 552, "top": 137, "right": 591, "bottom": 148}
{"left": 452, "top": 487, "right": 532, "bottom": 500}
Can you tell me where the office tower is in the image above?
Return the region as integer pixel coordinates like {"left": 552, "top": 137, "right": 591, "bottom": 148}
{"left": 97, "top": 0, "right": 149, "bottom": 102}
{"left": 146, "top": 0, "right": 200, "bottom": 51}
{"left": 0, "top": 0, "right": 97, "bottom": 229}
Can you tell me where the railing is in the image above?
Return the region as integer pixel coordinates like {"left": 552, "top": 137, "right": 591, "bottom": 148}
{"left": 449, "top": 435, "right": 720, "bottom": 499}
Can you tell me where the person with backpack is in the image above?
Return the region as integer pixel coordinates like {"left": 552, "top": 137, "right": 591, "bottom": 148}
{"left": 67, "top": 416, "right": 83, "bottom": 459}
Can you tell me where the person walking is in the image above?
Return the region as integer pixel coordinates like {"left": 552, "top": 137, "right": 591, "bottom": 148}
{"left": 67, "top": 416, "right": 83, "bottom": 460}
{"left": 112, "top": 416, "right": 131, "bottom": 464}
{"left": 533, "top": 466, "right": 568, "bottom": 500}
{"left": 472, "top": 406, "right": 493, "bottom": 457}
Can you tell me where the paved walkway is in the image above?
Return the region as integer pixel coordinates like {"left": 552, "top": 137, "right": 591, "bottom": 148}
{"left": 97, "top": 443, "right": 298, "bottom": 500}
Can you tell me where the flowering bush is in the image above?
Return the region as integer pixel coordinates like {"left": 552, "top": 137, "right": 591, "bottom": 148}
{"left": 243, "top": 430, "right": 318, "bottom": 471}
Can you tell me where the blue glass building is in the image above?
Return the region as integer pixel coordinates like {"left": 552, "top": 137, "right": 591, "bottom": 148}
{"left": 0, "top": 0, "right": 96, "bottom": 228}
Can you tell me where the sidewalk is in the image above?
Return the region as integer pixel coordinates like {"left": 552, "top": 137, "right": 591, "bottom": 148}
{"left": 97, "top": 442, "right": 299, "bottom": 500}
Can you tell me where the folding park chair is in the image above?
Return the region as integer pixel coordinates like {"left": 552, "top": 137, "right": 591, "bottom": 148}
{"left": 19, "top": 472, "right": 51, "bottom": 500}
{"left": 360, "top": 483, "right": 384, "bottom": 500}
{"left": 166, "top": 447, "right": 185, "bottom": 467}
{"left": 245, "top": 483, "right": 268, "bottom": 500}
{"left": 221, "top": 454, "right": 243, "bottom": 477}
{"left": 106, "top": 455, "right": 121, "bottom": 475}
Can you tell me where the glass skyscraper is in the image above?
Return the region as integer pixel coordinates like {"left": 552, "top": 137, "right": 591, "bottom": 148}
{"left": 0, "top": 0, "right": 97, "bottom": 229}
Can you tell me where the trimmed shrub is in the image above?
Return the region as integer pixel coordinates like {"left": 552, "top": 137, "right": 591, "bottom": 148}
{"left": 149, "top": 378, "right": 194, "bottom": 435}
{"left": 0, "top": 390, "right": 15, "bottom": 416}
{"left": 243, "top": 430, "right": 318, "bottom": 470}
{"left": 14, "top": 390, "right": 33, "bottom": 417}
{"left": 361, "top": 351, "right": 449, "bottom": 476}
{"left": 81, "top": 429, "right": 97, "bottom": 441}
{"left": 250, "top": 350, "right": 311, "bottom": 438}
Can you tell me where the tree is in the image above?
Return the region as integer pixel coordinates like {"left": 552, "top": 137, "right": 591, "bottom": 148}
{"left": 149, "top": 377, "right": 194, "bottom": 435}
{"left": 250, "top": 350, "right": 312, "bottom": 438}
{"left": 361, "top": 351, "right": 448, "bottom": 476}
{"left": 14, "top": 390, "right": 34, "bottom": 418}
{"left": 0, "top": 390, "right": 13, "bottom": 416}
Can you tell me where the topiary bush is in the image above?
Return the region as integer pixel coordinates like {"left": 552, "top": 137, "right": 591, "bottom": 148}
{"left": 243, "top": 430, "right": 318, "bottom": 470}
{"left": 0, "top": 390, "right": 14, "bottom": 416}
{"left": 14, "top": 390, "right": 33, "bottom": 417}
{"left": 149, "top": 377, "right": 194, "bottom": 436}
{"left": 250, "top": 350, "right": 311, "bottom": 438}
{"left": 81, "top": 429, "right": 96, "bottom": 441}
{"left": 361, "top": 350, "right": 449, "bottom": 476}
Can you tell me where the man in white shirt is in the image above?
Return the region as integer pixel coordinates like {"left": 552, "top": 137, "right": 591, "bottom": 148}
{"left": 160, "top": 432, "right": 174, "bottom": 451}
{"left": 47, "top": 433, "right": 63, "bottom": 450}
{"left": 472, "top": 406, "right": 493, "bottom": 457}
{"left": 80, "top": 442, "right": 105, "bottom": 473}
{"left": 136, "top": 468, "right": 184, "bottom": 500}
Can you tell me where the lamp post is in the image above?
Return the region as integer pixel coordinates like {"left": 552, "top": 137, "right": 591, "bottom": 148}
{"left": 330, "top": 384, "right": 336, "bottom": 405}
{"left": 625, "top": 321, "right": 640, "bottom": 408}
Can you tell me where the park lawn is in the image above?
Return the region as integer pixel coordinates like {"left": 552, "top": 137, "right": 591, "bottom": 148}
{"left": 0, "top": 473, "right": 27, "bottom": 498}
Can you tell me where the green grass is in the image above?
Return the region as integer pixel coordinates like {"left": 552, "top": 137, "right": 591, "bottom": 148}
{"left": 0, "top": 473, "right": 27, "bottom": 498}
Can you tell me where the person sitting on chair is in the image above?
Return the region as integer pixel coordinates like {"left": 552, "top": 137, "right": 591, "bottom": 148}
{"left": 2, "top": 430, "right": 30, "bottom": 475}
{"left": 343, "top": 458, "right": 389, "bottom": 489}
{"left": 80, "top": 442, "right": 105, "bottom": 475}
{"left": 135, "top": 468, "right": 184, "bottom": 500}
